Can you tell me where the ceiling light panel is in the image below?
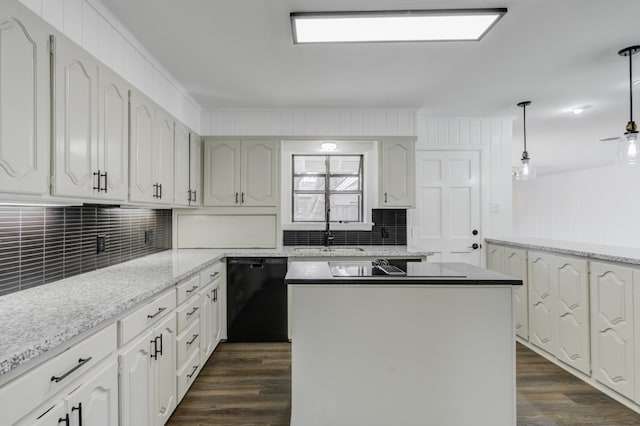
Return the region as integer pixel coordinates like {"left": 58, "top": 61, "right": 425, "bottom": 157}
{"left": 291, "top": 9, "right": 507, "bottom": 44}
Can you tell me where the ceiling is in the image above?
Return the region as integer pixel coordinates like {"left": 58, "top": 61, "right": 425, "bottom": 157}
{"left": 101, "top": 0, "right": 640, "bottom": 175}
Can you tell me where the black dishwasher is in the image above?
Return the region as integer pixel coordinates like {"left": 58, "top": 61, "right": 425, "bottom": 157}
{"left": 226, "top": 257, "right": 288, "bottom": 342}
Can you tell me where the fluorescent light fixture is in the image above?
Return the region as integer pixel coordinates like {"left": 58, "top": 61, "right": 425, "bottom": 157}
{"left": 290, "top": 9, "right": 507, "bottom": 44}
{"left": 320, "top": 142, "right": 338, "bottom": 151}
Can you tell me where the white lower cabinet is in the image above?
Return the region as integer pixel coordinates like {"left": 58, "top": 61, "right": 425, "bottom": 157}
{"left": 528, "top": 251, "right": 556, "bottom": 355}
{"left": 119, "top": 314, "right": 177, "bottom": 426}
{"left": 590, "top": 261, "right": 635, "bottom": 400}
{"left": 200, "top": 281, "right": 221, "bottom": 361}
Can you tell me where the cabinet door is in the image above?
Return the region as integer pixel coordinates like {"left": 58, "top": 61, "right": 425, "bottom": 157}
{"left": 213, "top": 283, "right": 221, "bottom": 345}
{"left": 380, "top": 139, "right": 415, "bottom": 207}
{"left": 66, "top": 359, "right": 118, "bottom": 426}
{"left": 528, "top": 252, "right": 555, "bottom": 354}
{"left": 189, "top": 132, "right": 202, "bottom": 206}
{"left": 173, "top": 122, "right": 191, "bottom": 206}
{"left": 241, "top": 140, "right": 278, "bottom": 206}
{"left": 0, "top": 2, "right": 49, "bottom": 195}
{"left": 505, "top": 248, "right": 528, "bottom": 341}
{"left": 154, "top": 108, "right": 174, "bottom": 204}
{"left": 590, "top": 261, "right": 635, "bottom": 400}
{"left": 203, "top": 140, "right": 241, "bottom": 206}
{"left": 153, "top": 313, "right": 177, "bottom": 425}
{"left": 199, "top": 287, "right": 214, "bottom": 362}
{"left": 129, "top": 91, "right": 155, "bottom": 203}
{"left": 554, "top": 257, "right": 590, "bottom": 375}
{"left": 53, "top": 36, "right": 99, "bottom": 198}
{"left": 98, "top": 67, "right": 128, "bottom": 201}
{"left": 119, "top": 330, "right": 154, "bottom": 426}
{"left": 486, "top": 244, "right": 505, "bottom": 273}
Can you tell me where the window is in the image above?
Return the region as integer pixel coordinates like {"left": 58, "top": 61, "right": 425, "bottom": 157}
{"left": 292, "top": 155, "right": 363, "bottom": 222}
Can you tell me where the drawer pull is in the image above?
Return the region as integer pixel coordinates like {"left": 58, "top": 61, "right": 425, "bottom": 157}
{"left": 187, "top": 334, "right": 199, "bottom": 345}
{"left": 210, "top": 271, "right": 220, "bottom": 279}
{"left": 59, "top": 413, "right": 70, "bottom": 425}
{"left": 186, "top": 306, "right": 199, "bottom": 317}
{"left": 51, "top": 357, "right": 92, "bottom": 383}
{"left": 147, "top": 307, "right": 167, "bottom": 319}
{"left": 187, "top": 364, "right": 199, "bottom": 379}
{"left": 71, "top": 403, "right": 83, "bottom": 426}
{"left": 186, "top": 285, "right": 199, "bottom": 294}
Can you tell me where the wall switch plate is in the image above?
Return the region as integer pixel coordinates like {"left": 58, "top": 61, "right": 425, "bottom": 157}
{"left": 96, "top": 235, "right": 106, "bottom": 254}
{"left": 145, "top": 229, "right": 154, "bottom": 246}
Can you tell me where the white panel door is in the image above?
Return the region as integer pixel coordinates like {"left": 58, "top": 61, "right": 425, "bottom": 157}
{"left": 410, "top": 150, "right": 481, "bottom": 265}
{"left": 241, "top": 140, "right": 278, "bottom": 206}
{"left": 505, "top": 248, "right": 528, "bottom": 341}
{"left": 554, "top": 257, "right": 590, "bottom": 374}
{"left": 66, "top": 359, "right": 118, "bottom": 426}
{"left": 53, "top": 35, "right": 98, "bottom": 198}
{"left": 174, "top": 121, "right": 191, "bottom": 206}
{"left": 98, "top": 67, "right": 128, "bottom": 201}
{"left": 0, "top": 2, "right": 49, "bottom": 195}
{"left": 189, "top": 132, "right": 202, "bottom": 206}
{"left": 213, "top": 283, "right": 221, "bottom": 345}
{"left": 154, "top": 108, "right": 174, "bottom": 205}
{"left": 590, "top": 261, "right": 635, "bottom": 400}
{"left": 203, "top": 140, "right": 241, "bottom": 206}
{"left": 528, "top": 252, "right": 555, "bottom": 354}
{"left": 486, "top": 244, "right": 505, "bottom": 273}
{"left": 129, "top": 91, "right": 155, "bottom": 203}
{"left": 153, "top": 313, "right": 177, "bottom": 425}
{"left": 380, "top": 139, "right": 415, "bottom": 207}
{"left": 119, "top": 330, "right": 154, "bottom": 426}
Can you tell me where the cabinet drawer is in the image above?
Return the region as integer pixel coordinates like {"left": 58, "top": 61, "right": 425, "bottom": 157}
{"left": 200, "top": 263, "right": 222, "bottom": 287}
{"left": 176, "top": 294, "right": 201, "bottom": 333}
{"left": 0, "top": 324, "right": 116, "bottom": 426}
{"left": 177, "top": 274, "right": 201, "bottom": 305}
{"left": 177, "top": 318, "right": 200, "bottom": 367}
{"left": 119, "top": 290, "right": 176, "bottom": 346}
{"left": 177, "top": 349, "right": 201, "bottom": 403}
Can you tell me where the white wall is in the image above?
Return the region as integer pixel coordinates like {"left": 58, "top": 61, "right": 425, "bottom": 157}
{"left": 414, "top": 114, "right": 514, "bottom": 239}
{"left": 19, "top": 0, "right": 201, "bottom": 131}
{"left": 513, "top": 164, "right": 640, "bottom": 247}
{"left": 201, "top": 109, "right": 416, "bottom": 137}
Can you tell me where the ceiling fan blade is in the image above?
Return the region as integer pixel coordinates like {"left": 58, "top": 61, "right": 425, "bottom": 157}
{"left": 599, "top": 137, "right": 621, "bottom": 142}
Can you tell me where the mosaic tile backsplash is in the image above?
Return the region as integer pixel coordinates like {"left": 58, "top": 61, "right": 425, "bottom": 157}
{"left": 0, "top": 206, "right": 172, "bottom": 296}
{"left": 283, "top": 209, "right": 407, "bottom": 246}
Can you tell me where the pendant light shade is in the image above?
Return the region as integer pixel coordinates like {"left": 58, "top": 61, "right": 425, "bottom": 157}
{"left": 616, "top": 46, "right": 640, "bottom": 164}
{"left": 514, "top": 101, "right": 536, "bottom": 180}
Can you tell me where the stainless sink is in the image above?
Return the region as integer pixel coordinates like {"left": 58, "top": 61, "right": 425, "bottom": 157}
{"left": 293, "top": 246, "right": 365, "bottom": 253}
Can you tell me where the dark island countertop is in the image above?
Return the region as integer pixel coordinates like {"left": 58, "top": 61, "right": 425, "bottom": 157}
{"left": 285, "top": 261, "right": 523, "bottom": 285}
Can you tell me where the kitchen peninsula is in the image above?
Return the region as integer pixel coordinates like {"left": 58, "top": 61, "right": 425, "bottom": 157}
{"left": 285, "top": 261, "right": 522, "bottom": 426}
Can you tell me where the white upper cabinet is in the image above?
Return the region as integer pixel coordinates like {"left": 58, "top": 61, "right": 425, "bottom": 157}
{"left": 174, "top": 122, "right": 191, "bottom": 206}
{"left": 189, "top": 132, "right": 202, "bottom": 206}
{"left": 52, "top": 34, "right": 128, "bottom": 201}
{"left": 380, "top": 139, "right": 415, "bottom": 207}
{"left": 241, "top": 140, "right": 278, "bottom": 206}
{"left": 204, "top": 139, "right": 278, "bottom": 207}
{"left": 0, "top": 2, "right": 50, "bottom": 196}
{"left": 130, "top": 90, "right": 174, "bottom": 205}
{"left": 52, "top": 35, "right": 99, "bottom": 198}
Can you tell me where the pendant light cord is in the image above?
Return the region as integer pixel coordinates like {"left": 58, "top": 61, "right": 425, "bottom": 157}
{"left": 523, "top": 103, "right": 527, "bottom": 152}
{"left": 630, "top": 51, "right": 634, "bottom": 124}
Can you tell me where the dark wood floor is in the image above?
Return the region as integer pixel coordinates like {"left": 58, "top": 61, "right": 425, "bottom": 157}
{"left": 168, "top": 342, "right": 640, "bottom": 426}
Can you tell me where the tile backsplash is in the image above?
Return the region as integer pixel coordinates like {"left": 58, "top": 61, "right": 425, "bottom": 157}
{"left": 283, "top": 209, "right": 407, "bottom": 246}
{"left": 0, "top": 206, "right": 171, "bottom": 296}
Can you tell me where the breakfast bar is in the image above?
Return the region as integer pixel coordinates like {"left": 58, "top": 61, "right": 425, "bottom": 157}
{"left": 285, "top": 261, "right": 523, "bottom": 426}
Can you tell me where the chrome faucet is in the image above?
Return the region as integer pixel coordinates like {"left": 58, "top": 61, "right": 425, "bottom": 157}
{"left": 324, "top": 206, "right": 334, "bottom": 247}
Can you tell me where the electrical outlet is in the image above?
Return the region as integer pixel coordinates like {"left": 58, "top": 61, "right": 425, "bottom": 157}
{"left": 96, "top": 235, "right": 106, "bottom": 254}
{"left": 145, "top": 229, "right": 154, "bottom": 246}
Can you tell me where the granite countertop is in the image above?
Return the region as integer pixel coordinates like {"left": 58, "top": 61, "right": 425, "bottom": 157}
{"left": 285, "top": 261, "right": 522, "bottom": 285}
{"left": 485, "top": 237, "right": 640, "bottom": 266}
{"left": 0, "top": 245, "right": 428, "bottom": 380}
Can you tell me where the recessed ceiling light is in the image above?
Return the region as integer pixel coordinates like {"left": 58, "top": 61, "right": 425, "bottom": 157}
{"left": 290, "top": 9, "right": 507, "bottom": 44}
{"left": 320, "top": 142, "right": 338, "bottom": 151}
{"left": 566, "top": 105, "right": 592, "bottom": 115}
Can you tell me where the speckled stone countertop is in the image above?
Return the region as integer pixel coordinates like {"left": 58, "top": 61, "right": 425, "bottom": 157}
{"left": 485, "top": 237, "right": 640, "bottom": 266}
{"left": 0, "top": 246, "right": 428, "bottom": 380}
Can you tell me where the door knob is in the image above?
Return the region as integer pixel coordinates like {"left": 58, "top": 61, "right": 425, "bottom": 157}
{"left": 468, "top": 243, "right": 480, "bottom": 250}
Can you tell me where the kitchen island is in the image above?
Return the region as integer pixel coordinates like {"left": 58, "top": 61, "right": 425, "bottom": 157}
{"left": 285, "top": 261, "right": 522, "bottom": 426}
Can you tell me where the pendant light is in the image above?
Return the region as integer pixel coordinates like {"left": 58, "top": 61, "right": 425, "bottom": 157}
{"left": 616, "top": 46, "right": 640, "bottom": 164}
{"left": 514, "top": 101, "right": 536, "bottom": 180}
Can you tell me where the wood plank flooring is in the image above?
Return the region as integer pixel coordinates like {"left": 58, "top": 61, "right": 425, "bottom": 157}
{"left": 167, "top": 342, "right": 640, "bottom": 426}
